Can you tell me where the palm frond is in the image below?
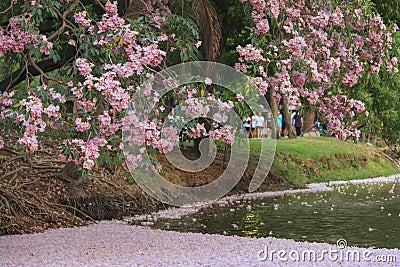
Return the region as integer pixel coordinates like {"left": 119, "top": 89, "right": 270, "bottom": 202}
{"left": 124, "top": 0, "right": 150, "bottom": 19}
{"left": 191, "top": 0, "right": 222, "bottom": 62}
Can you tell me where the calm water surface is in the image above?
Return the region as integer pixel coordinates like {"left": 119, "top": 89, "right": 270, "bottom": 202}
{"left": 152, "top": 181, "right": 400, "bottom": 249}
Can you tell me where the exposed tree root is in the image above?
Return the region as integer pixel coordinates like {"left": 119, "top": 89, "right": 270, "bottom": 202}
{"left": 0, "top": 153, "right": 166, "bottom": 236}
{"left": 0, "top": 182, "right": 85, "bottom": 235}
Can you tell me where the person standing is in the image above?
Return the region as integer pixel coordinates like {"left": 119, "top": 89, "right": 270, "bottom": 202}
{"left": 291, "top": 110, "right": 296, "bottom": 126}
{"left": 256, "top": 112, "right": 265, "bottom": 138}
{"left": 292, "top": 110, "right": 303, "bottom": 136}
{"left": 169, "top": 95, "right": 176, "bottom": 116}
{"left": 251, "top": 111, "right": 258, "bottom": 138}
{"left": 277, "top": 110, "right": 283, "bottom": 138}
{"left": 243, "top": 116, "right": 251, "bottom": 137}
{"left": 314, "top": 120, "right": 320, "bottom": 131}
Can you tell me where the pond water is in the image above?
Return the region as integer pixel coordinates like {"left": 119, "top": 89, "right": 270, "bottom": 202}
{"left": 150, "top": 181, "right": 400, "bottom": 249}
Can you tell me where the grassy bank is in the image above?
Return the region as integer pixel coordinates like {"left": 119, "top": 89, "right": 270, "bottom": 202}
{"left": 250, "top": 137, "right": 398, "bottom": 188}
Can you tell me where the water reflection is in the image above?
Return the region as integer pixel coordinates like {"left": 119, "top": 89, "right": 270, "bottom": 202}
{"left": 242, "top": 213, "right": 260, "bottom": 237}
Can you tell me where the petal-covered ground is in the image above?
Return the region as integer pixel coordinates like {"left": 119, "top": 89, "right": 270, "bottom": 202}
{"left": 0, "top": 220, "right": 399, "bottom": 267}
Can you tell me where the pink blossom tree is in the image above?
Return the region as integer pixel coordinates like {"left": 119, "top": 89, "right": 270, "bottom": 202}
{"left": 0, "top": 0, "right": 233, "bottom": 176}
{"left": 236, "top": 0, "right": 398, "bottom": 139}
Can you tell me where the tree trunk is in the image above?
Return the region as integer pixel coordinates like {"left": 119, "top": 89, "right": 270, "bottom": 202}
{"left": 269, "top": 88, "right": 279, "bottom": 139}
{"left": 58, "top": 161, "right": 82, "bottom": 185}
{"left": 303, "top": 105, "right": 315, "bottom": 133}
{"left": 283, "top": 99, "right": 296, "bottom": 138}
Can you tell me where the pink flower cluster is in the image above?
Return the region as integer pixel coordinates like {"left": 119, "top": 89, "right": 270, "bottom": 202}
{"left": 122, "top": 109, "right": 178, "bottom": 160}
{"left": 282, "top": 36, "right": 307, "bottom": 59}
{"left": 0, "top": 15, "right": 53, "bottom": 55}
{"left": 75, "top": 58, "right": 94, "bottom": 76}
{"left": 158, "top": 126, "right": 179, "bottom": 153}
{"left": 237, "top": 44, "right": 266, "bottom": 63}
{"left": 187, "top": 123, "right": 208, "bottom": 139}
{"left": 144, "top": 0, "right": 175, "bottom": 28}
{"left": 105, "top": 1, "right": 118, "bottom": 15}
{"left": 63, "top": 137, "right": 108, "bottom": 170}
{"left": 77, "top": 99, "right": 97, "bottom": 112}
{"left": 17, "top": 95, "right": 44, "bottom": 153}
{"left": 0, "top": 91, "right": 15, "bottom": 109}
{"left": 12, "top": 85, "right": 65, "bottom": 154}
{"left": 209, "top": 125, "right": 235, "bottom": 145}
{"left": 318, "top": 92, "right": 366, "bottom": 140}
{"left": 98, "top": 111, "right": 120, "bottom": 137}
{"left": 75, "top": 118, "right": 91, "bottom": 132}
{"left": 181, "top": 98, "right": 210, "bottom": 118}
{"left": 144, "top": 120, "right": 179, "bottom": 154}
{"left": 0, "top": 0, "right": 174, "bottom": 172}
{"left": 97, "top": 2, "right": 125, "bottom": 34}
{"left": 240, "top": 0, "right": 270, "bottom": 34}
{"left": 43, "top": 104, "right": 61, "bottom": 120}
{"left": 74, "top": 11, "right": 92, "bottom": 28}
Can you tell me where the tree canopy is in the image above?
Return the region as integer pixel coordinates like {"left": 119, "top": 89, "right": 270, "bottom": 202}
{"left": 0, "top": 0, "right": 398, "bottom": 173}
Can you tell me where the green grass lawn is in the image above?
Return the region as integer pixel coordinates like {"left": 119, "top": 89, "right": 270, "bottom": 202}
{"left": 249, "top": 137, "right": 399, "bottom": 187}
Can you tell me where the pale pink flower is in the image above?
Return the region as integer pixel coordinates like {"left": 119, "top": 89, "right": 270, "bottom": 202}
{"left": 158, "top": 35, "right": 168, "bottom": 41}
{"left": 75, "top": 118, "right": 91, "bottom": 132}
{"left": 74, "top": 11, "right": 92, "bottom": 27}
{"left": 105, "top": 1, "right": 118, "bottom": 15}
{"left": 236, "top": 93, "right": 244, "bottom": 102}
{"left": 18, "top": 134, "right": 38, "bottom": 154}
{"left": 83, "top": 159, "right": 95, "bottom": 170}
{"left": 255, "top": 19, "right": 270, "bottom": 34}
{"left": 75, "top": 58, "right": 94, "bottom": 76}
{"left": 68, "top": 39, "right": 76, "bottom": 46}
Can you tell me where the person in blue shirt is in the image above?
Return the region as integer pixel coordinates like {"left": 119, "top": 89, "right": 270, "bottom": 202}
{"left": 314, "top": 120, "right": 320, "bottom": 131}
{"left": 277, "top": 110, "right": 283, "bottom": 138}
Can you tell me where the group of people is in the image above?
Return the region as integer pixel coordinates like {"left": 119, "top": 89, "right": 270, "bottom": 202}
{"left": 243, "top": 112, "right": 273, "bottom": 138}
{"left": 243, "top": 110, "right": 304, "bottom": 139}
{"left": 277, "top": 110, "right": 304, "bottom": 137}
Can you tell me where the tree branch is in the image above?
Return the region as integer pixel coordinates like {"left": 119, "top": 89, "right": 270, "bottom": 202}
{"left": 0, "top": 0, "right": 14, "bottom": 15}
{"left": 48, "top": 0, "right": 79, "bottom": 41}
{"left": 0, "top": 59, "right": 62, "bottom": 92}
{"left": 27, "top": 53, "right": 64, "bottom": 85}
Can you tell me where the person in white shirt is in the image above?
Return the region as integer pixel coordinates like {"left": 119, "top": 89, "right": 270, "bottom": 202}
{"left": 251, "top": 112, "right": 258, "bottom": 138}
{"left": 243, "top": 116, "right": 251, "bottom": 137}
{"left": 256, "top": 112, "right": 265, "bottom": 138}
{"left": 291, "top": 110, "right": 296, "bottom": 126}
